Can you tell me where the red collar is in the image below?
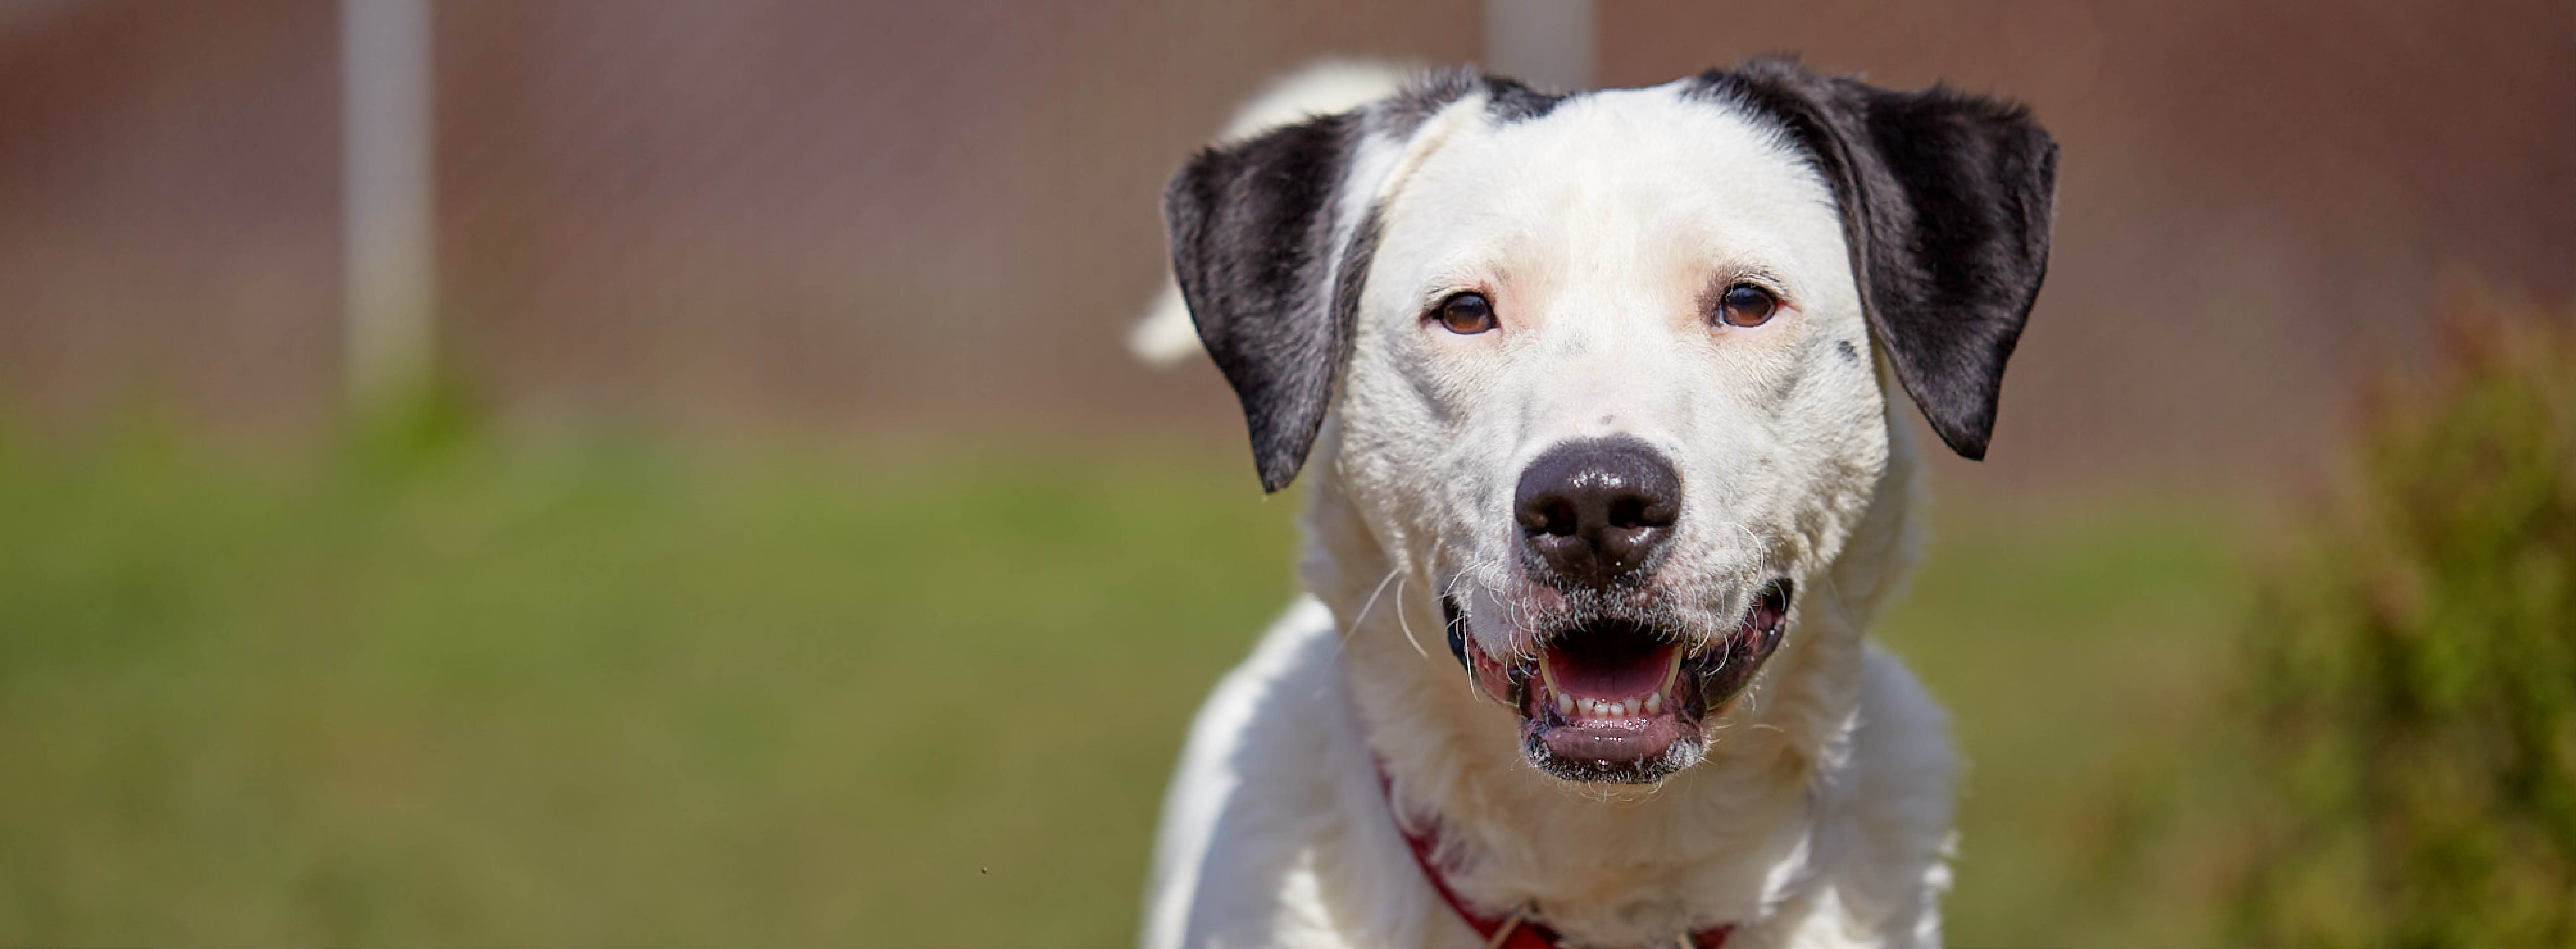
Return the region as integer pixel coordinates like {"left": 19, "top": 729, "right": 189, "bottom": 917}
{"left": 1376, "top": 764, "right": 1734, "bottom": 948}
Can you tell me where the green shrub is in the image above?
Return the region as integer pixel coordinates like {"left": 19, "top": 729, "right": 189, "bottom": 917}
{"left": 2230, "top": 290, "right": 2574, "bottom": 946}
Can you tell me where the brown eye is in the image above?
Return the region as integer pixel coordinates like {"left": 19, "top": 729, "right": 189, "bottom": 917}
{"left": 1717, "top": 283, "right": 1780, "bottom": 328}
{"left": 1434, "top": 292, "right": 1498, "bottom": 335}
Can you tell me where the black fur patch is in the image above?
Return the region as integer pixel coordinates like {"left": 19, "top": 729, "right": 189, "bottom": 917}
{"left": 1383, "top": 68, "right": 1481, "bottom": 136}
{"left": 1687, "top": 59, "right": 2058, "bottom": 460}
{"left": 1836, "top": 339, "right": 1861, "bottom": 364}
{"left": 1382, "top": 70, "right": 1570, "bottom": 134}
{"left": 1483, "top": 76, "right": 1568, "bottom": 122}
{"left": 1164, "top": 112, "right": 1362, "bottom": 492}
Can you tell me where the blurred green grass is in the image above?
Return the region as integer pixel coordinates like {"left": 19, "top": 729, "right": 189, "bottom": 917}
{"left": 1878, "top": 503, "right": 2254, "bottom": 946}
{"left": 0, "top": 426, "right": 2252, "bottom": 946}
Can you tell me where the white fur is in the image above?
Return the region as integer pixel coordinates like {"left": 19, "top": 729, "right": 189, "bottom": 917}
{"left": 1143, "top": 65, "right": 1959, "bottom": 948}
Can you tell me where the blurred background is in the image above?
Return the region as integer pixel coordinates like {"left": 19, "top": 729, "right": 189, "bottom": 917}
{"left": 0, "top": 1, "right": 2567, "bottom": 945}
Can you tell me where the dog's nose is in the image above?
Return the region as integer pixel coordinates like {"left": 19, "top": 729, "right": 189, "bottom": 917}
{"left": 1514, "top": 438, "right": 1682, "bottom": 590}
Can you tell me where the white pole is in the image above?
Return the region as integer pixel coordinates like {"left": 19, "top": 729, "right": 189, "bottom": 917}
{"left": 1482, "top": 0, "right": 1595, "bottom": 91}
{"left": 342, "top": 0, "right": 435, "bottom": 408}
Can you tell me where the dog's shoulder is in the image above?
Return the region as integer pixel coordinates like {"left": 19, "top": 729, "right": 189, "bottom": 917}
{"left": 1142, "top": 597, "right": 1406, "bottom": 947}
{"left": 1773, "top": 644, "right": 1958, "bottom": 946}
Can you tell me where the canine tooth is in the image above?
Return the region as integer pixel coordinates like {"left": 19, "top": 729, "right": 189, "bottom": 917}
{"left": 1645, "top": 692, "right": 1662, "bottom": 715}
{"left": 1660, "top": 649, "right": 1684, "bottom": 695}
{"left": 1556, "top": 692, "right": 1574, "bottom": 717}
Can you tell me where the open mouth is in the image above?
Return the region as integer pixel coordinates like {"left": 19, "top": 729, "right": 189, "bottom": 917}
{"left": 1450, "top": 580, "right": 1793, "bottom": 784}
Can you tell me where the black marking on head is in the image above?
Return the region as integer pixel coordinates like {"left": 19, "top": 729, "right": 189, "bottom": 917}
{"left": 1383, "top": 68, "right": 1481, "bottom": 136}
{"left": 1164, "top": 111, "right": 1364, "bottom": 492}
{"left": 1383, "top": 69, "right": 1573, "bottom": 136}
{"left": 1687, "top": 58, "right": 2058, "bottom": 460}
{"left": 1835, "top": 339, "right": 1861, "bottom": 364}
{"left": 1483, "top": 76, "right": 1569, "bottom": 122}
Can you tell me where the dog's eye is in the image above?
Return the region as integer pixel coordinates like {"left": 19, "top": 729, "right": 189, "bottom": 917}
{"left": 1434, "top": 292, "right": 1498, "bottom": 335}
{"left": 1716, "top": 284, "right": 1780, "bottom": 328}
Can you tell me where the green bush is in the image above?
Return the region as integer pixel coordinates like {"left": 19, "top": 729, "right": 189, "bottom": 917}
{"left": 2230, "top": 291, "right": 2574, "bottom": 946}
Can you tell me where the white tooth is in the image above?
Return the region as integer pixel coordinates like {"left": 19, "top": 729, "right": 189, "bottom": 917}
{"left": 1621, "top": 698, "right": 1638, "bottom": 717}
{"left": 1660, "top": 649, "right": 1684, "bottom": 695}
{"left": 1645, "top": 693, "right": 1662, "bottom": 715}
{"left": 1593, "top": 699, "right": 1610, "bottom": 718}
{"left": 1557, "top": 692, "right": 1575, "bottom": 717}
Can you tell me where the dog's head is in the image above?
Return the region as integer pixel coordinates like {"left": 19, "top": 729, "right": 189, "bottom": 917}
{"left": 1165, "top": 61, "right": 2055, "bottom": 784}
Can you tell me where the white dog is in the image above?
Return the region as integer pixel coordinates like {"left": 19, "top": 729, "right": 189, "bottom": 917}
{"left": 1135, "top": 59, "right": 2056, "bottom": 948}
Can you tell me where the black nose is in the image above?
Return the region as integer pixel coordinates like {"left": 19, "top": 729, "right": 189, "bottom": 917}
{"left": 1514, "top": 437, "right": 1682, "bottom": 590}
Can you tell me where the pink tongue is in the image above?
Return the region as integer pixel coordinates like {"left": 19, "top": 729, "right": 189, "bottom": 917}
{"left": 1544, "top": 641, "right": 1676, "bottom": 698}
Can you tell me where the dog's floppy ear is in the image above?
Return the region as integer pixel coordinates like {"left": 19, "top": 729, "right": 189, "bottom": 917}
{"left": 1163, "top": 110, "right": 1376, "bottom": 493}
{"left": 1704, "top": 60, "right": 2058, "bottom": 460}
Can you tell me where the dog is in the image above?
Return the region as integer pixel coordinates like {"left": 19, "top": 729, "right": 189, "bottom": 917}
{"left": 1133, "top": 58, "right": 2056, "bottom": 947}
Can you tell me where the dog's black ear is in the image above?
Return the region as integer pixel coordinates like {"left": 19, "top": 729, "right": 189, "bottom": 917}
{"left": 1163, "top": 111, "right": 1374, "bottom": 492}
{"left": 1703, "top": 60, "right": 2058, "bottom": 460}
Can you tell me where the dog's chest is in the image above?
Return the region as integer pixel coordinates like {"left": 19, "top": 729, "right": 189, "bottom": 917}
{"left": 1322, "top": 633, "right": 1956, "bottom": 948}
{"left": 1408, "top": 781, "right": 1818, "bottom": 945}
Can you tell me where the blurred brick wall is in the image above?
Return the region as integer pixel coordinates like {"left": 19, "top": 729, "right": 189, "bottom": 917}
{"left": 0, "top": 0, "right": 2565, "bottom": 493}
{"left": 431, "top": 0, "right": 1477, "bottom": 440}
{"left": 0, "top": 1, "right": 341, "bottom": 433}
{"left": 1601, "top": 0, "right": 2573, "bottom": 491}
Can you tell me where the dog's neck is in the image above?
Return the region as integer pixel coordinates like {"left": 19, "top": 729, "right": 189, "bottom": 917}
{"left": 1295, "top": 410, "right": 1928, "bottom": 944}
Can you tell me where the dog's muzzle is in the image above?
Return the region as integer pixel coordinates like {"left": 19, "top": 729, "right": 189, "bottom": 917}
{"left": 1443, "top": 578, "right": 1792, "bottom": 784}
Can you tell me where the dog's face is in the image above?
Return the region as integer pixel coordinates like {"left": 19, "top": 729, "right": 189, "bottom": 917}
{"left": 1166, "top": 62, "right": 2055, "bottom": 783}
{"left": 1342, "top": 89, "right": 1889, "bottom": 783}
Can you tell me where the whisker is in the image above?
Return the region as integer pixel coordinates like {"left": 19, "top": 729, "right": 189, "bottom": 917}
{"left": 1394, "top": 576, "right": 1432, "bottom": 660}
{"left": 1345, "top": 566, "right": 1405, "bottom": 644}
